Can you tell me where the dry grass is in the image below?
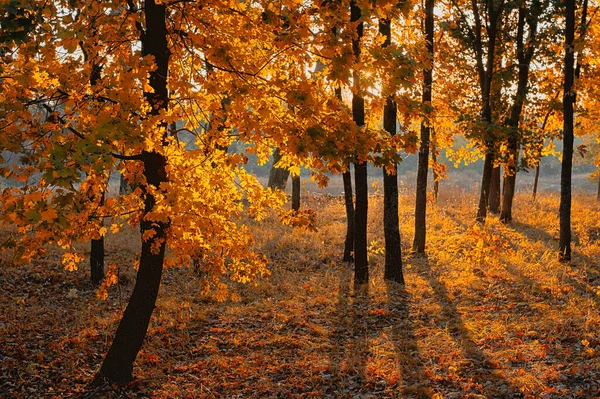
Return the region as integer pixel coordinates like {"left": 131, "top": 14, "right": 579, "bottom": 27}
{"left": 1, "top": 188, "right": 600, "bottom": 398}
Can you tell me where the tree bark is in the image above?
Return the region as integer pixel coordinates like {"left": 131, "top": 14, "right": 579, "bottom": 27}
{"left": 342, "top": 168, "right": 355, "bottom": 262}
{"left": 267, "top": 148, "right": 290, "bottom": 190}
{"left": 379, "top": 18, "right": 404, "bottom": 283}
{"left": 597, "top": 172, "right": 600, "bottom": 202}
{"left": 95, "top": 0, "right": 170, "bottom": 384}
{"left": 477, "top": 152, "right": 494, "bottom": 221}
{"left": 532, "top": 164, "right": 540, "bottom": 201}
{"left": 413, "top": 0, "right": 434, "bottom": 255}
{"left": 90, "top": 192, "right": 105, "bottom": 286}
{"left": 432, "top": 136, "right": 439, "bottom": 200}
{"left": 559, "top": 0, "right": 575, "bottom": 262}
{"left": 351, "top": 0, "right": 368, "bottom": 287}
{"left": 291, "top": 174, "right": 300, "bottom": 211}
{"left": 488, "top": 166, "right": 501, "bottom": 213}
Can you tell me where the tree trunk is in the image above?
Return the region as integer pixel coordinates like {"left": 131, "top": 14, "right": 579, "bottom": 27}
{"left": 90, "top": 193, "right": 105, "bottom": 286}
{"left": 559, "top": 0, "right": 575, "bottom": 262}
{"left": 351, "top": 0, "right": 368, "bottom": 287}
{"left": 532, "top": 164, "right": 540, "bottom": 201}
{"left": 291, "top": 174, "right": 300, "bottom": 211}
{"left": 343, "top": 168, "right": 355, "bottom": 262}
{"left": 94, "top": 0, "right": 170, "bottom": 384}
{"left": 488, "top": 166, "right": 501, "bottom": 213}
{"left": 477, "top": 152, "right": 494, "bottom": 222}
{"left": 432, "top": 138, "right": 439, "bottom": 200}
{"left": 267, "top": 148, "right": 290, "bottom": 190}
{"left": 380, "top": 17, "right": 404, "bottom": 283}
{"left": 413, "top": 0, "right": 434, "bottom": 255}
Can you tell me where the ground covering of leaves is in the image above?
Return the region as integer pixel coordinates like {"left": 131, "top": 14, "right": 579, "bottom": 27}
{"left": 1, "top": 189, "right": 600, "bottom": 398}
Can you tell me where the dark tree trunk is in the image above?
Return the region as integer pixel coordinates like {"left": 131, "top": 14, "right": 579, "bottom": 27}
{"left": 380, "top": 17, "right": 404, "bottom": 283}
{"left": 291, "top": 174, "right": 300, "bottom": 211}
{"left": 90, "top": 236, "right": 104, "bottom": 285}
{"left": 90, "top": 192, "right": 105, "bottom": 286}
{"left": 413, "top": 0, "right": 434, "bottom": 255}
{"left": 501, "top": 4, "right": 539, "bottom": 223}
{"left": 597, "top": 173, "right": 600, "bottom": 202}
{"left": 351, "top": 0, "right": 368, "bottom": 287}
{"left": 559, "top": 0, "right": 575, "bottom": 262}
{"left": 488, "top": 166, "right": 501, "bottom": 213}
{"left": 432, "top": 137, "right": 439, "bottom": 200}
{"left": 532, "top": 164, "right": 540, "bottom": 201}
{"left": 343, "top": 168, "right": 355, "bottom": 262}
{"left": 267, "top": 148, "right": 290, "bottom": 190}
{"left": 94, "top": 0, "right": 170, "bottom": 385}
{"left": 477, "top": 152, "right": 494, "bottom": 222}
{"left": 84, "top": 41, "right": 105, "bottom": 286}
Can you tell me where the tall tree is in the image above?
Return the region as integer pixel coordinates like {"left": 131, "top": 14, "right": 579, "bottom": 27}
{"left": 379, "top": 17, "right": 404, "bottom": 283}
{"left": 413, "top": 0, "right": 435, "bottom": 254}
{"left": 500, "top": 0, "right": 540, "bottom": 223}
{"left": 81, "top": 39, "right": 105, "bottom": 286}
{"left": 95, "top": 0, "right": 170, "bottom": 384}
{"left": 559, "top": 0, "right": 575, "bottom": 261}
{"left": 559, "top": 0, "right": 588, "bottom": 261}
{"left": 473, "top": 0, "right": 506, "bottom": 221}
{"left": 351, "top": 0, "right": 368, "bottom": 286}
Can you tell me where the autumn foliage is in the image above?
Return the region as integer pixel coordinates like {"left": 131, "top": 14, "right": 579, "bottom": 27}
{"left": 1, "top": 0, "right": 600, "bottom": 396}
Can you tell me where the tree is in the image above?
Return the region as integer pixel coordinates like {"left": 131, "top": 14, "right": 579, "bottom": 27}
{"left": 413, "top": 0, "right": 435, "bottom": 254}
{"left": 379, "top": 16, "right": 404, "bottom": 284}
{"left": 500, "top": 0, "right": 541, "bottom": 223}
{"left": 351, "top": 0, "right": 368, "bottom": 287}
{"left": 559, "top": 0, "right": 583, "bottom": 261}
{"left": 446, "top": 0, "right": 507, "bottom": 222}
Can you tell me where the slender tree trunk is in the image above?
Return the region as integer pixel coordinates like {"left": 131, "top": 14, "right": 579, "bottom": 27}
{"left": 342, "top": 168, "right": 355, "bottom": 262}
{"left": 291, "top": 174, "right": 300, "bottom": 211}
{"left": 532, "top": 164, "right": 540, "bottom": 201}
{"left": 559, "top": 0, "right": 575, "bottom": 262}
{"left": 432, "top": 137, "right": 439, "bottom": 200}
{"left": 267, "top": 148, "right": 290, "bottom": 190}
{"left": 351, "top": 0, "right": 368, "bottom": 286}
{"left": 488, "top": 166, "right": 501, "bottom": 213}
{"left": 413, "top": 0, "right": 434, "bottom": 255}
{"left": 95, "top": 0, "right": 170, "bottom": 384}
{"left": 597, "top": 172, "right": 600, "bottom": 202}
{"left": 380, "top": 18, "right": 404, "bottom": 283}
{"left": 477, "top": 152, "right": 494, "bottom": 221}
{"left": 90, "top": 192, "right": 105, "bottom": 285}
{"left": 84, "top": 42, "right": 105, "bottom": 286}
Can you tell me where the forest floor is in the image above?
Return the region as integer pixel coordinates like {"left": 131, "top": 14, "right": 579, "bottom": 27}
{"left": 1, "top": 189, "right": 600, "bottom": 399}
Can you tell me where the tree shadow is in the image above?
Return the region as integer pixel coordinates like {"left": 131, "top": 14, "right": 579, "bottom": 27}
{"left": 384, "top": 280, "right": 430, "bottom": 398}
{"left": 327, "top": 266, "right": 429, "bottom": 398}
{"left": 510, "top": 220, "right": 600, "bottom": 307}
{"left": 422, "top": 259, "right": 524, "bottom": 398}
{"left": 326, "top": 266, "right": 369, "bottom": 396}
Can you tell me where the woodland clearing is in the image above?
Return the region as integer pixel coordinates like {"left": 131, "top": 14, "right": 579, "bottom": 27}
{"left": 1, "top": 189, "right": 599, "bottom": 399}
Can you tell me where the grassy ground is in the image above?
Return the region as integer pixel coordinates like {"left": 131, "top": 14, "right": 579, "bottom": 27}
{"left": 1, "top": 188, "right": 600, "bottom": 398}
